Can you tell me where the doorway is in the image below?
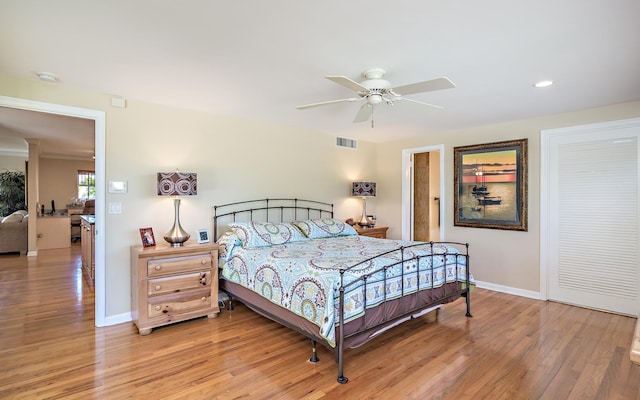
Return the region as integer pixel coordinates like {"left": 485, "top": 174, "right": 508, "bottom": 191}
{"left": 0, "top": 95, "right": 106, "bottom": 326}
{"left": 402, "top": 145, "right": 444, "bottom": 241}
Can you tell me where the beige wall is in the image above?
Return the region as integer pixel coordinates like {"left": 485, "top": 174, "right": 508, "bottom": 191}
{"left": 0, "top": 155, "right": 28, "bottom": 172}
{"left": 0, "top": 72, "right": 377, "bottom": 319}
{"left": 376, "top": 100, "right": 640, "bottom": 294}
{"left": 39, "top": 158, "right": 95, "bottom": 212}
{"left": 3, "top": 70, "right": 640, "bottom": 317}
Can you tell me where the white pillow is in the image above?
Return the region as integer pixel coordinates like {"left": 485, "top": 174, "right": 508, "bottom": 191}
{"left": 1, "top": 213, "right": 23, "bottom": 223}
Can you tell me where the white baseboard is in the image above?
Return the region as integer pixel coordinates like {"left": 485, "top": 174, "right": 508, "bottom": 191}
{"left": 101, "top": 312, "right": 132, "bottom": 327}
{"left": 96, "top": 284, "right": 539, "bottom": 328}
{"left": 475, "top": 280, "right": 542, "bottom": 300}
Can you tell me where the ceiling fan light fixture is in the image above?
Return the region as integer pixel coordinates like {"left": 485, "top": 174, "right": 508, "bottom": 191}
{"left": 368, "top": 94, "right": 383, "bottom": 105}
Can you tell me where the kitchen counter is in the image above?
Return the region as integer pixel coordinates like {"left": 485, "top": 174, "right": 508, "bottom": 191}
{"left": 80, "top": 215, "right": 95, "bottom": 281}
{"left": 80, "top": 215, "right": 95, "bottom": 225}
{"left": 37, "top": 215, "right": 71, "bottom": 250}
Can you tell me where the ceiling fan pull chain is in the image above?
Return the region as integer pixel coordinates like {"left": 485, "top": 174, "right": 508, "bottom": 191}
{"left": 371, "top": 106, "right": 375, "bottom": 128}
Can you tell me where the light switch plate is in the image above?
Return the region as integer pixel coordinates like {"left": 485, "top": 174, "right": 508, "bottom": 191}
{"left": 108, "top": 202, "right": 122, "bottom": 214}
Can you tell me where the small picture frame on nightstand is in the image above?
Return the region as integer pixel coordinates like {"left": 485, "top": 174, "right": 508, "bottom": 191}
{"left": 197, "top": 229, "right": 210, "bottom": 243}
{"left": 139, "top": 227, "right": 156, "bottom": 248}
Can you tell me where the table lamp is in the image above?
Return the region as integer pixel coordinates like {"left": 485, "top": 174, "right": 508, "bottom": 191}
{"left": 352, "top": 181, "right": 376, "bottom": 227}
{"left": 157, "top": 171, "right": 197, "bottom": 246}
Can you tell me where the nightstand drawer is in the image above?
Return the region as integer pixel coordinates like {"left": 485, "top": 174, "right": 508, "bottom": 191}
{"left": 147, "top": 271, "right": 211, "bottom": 296}
{"left": 355, "top": 226, "right": 388, "bottom": 239}
{"left": 147, "top": 253, "right": 211, "bottom": 277}
{"left": 147, "top": 289, "right": 212, "bottom": 318}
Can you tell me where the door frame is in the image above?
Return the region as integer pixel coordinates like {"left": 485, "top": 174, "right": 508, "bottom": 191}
{"left": 402, "top": 144, "right": 445, "bottom": 241}
{"left": 0, "top": 95, "right": 106, "bottom": 327}
{"left": 540, "top": 117, "right": 640, "bottom": 309}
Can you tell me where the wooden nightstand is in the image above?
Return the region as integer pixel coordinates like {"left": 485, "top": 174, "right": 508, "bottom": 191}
{"left": 131, "top": 242, "right": 220, "bottom": 335}
{"left": 354, "top": 226, "right": 388, "bottom": 239}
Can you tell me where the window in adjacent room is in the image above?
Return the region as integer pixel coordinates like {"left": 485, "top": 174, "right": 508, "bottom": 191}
{"left": 77, "top": 170, "right": 96, "bottom": 200}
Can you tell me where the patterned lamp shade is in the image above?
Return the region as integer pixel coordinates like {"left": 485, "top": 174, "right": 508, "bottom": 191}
{"left": 352, "top": 181, "right": 376, "bottom": 197}
{"left": 157, "top": 172, "right": 197, "bottom": 196}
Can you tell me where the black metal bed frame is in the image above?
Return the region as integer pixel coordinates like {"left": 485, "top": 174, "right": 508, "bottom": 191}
{"left": 213, "top": 198, "right": 333, "bottom": 239}
{"left": 213, "top": 198, "right": 472, "bottom": 384}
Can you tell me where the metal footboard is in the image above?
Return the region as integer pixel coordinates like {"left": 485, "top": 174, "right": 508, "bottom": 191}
{"left": 336, "top": 241, "right": 471, "bottom": 383}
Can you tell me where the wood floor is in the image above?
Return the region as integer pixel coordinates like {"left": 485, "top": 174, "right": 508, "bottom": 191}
{"left": 1, "top": 246, "right": 639, "bottom": 400}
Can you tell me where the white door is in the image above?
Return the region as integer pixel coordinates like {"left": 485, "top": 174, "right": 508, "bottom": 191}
{"left": 541, "top": 118, "right": 640, "bottom": 316}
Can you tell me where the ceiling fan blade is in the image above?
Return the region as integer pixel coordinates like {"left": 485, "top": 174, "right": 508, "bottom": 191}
{"left": 326, "top": 76, "right": 369, "bottom": 93}
{"left": 393, "top": 77, "right": 455, "bottom": 96}
{"left": 396, "top": 97, "right": 444, "bottom": 110}
{"left": 353, "top": 104, "right": 373, "bottom": 123}
{"left": 296, "top": 98, "right": 359, "bottom": 110}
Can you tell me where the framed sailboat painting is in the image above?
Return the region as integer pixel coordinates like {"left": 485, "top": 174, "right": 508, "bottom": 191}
{"left": 454, "top": 139, "right": 528, "bottom": 231}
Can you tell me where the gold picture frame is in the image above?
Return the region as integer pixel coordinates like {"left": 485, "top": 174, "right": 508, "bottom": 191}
{"left": 454, "top": 138, "right": 528, "bottom": 231}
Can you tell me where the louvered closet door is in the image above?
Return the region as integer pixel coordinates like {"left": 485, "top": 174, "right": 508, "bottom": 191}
{"left": 546, "top": 119, "right": 640, "bottom": 316}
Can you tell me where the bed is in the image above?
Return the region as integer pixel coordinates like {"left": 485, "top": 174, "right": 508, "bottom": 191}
{"left": 213, "top": 198, "right": 473, "bottom": 383}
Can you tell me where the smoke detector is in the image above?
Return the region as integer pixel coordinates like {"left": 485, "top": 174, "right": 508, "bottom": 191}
{"left": 36, "top": 72, "right": 59, "bottom": 82}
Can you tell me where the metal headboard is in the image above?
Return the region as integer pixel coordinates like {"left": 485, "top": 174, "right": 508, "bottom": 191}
{"left": 213, "top": 198, "right": 334, "bottom": 239}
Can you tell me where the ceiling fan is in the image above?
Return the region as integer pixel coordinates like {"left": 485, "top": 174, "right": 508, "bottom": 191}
{"left": 296, "top": 68, "right": 456, "bottom": 125}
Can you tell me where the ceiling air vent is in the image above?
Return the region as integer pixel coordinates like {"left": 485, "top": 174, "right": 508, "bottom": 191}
{"left": 336, "top": 137, "right": 357, "bottom": 149}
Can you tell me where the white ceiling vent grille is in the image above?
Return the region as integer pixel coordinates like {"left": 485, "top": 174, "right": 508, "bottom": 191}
{"left": 336, "top": 137, "right": 357, "bottom": 149}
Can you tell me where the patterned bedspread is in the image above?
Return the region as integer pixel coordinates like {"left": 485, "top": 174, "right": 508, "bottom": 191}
{"left": 220, "top": 235, "right": 471, "bottom": 347}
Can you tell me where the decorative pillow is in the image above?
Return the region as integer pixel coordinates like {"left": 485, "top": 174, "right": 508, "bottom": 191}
{"left": 292, "top": 218, "right": 357, "bottom": 239}
{"left": 216, "top": 231, "right": 242, "bottom": 261}
{"left": 228, "top": 221, "right": 309, "bottom": 248}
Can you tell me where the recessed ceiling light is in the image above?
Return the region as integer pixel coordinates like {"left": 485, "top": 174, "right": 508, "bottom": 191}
{"left": 534, "top": 80, "right": 553, "bottom": 88}
{"left": 36, "top": 72, "right": 58, "bottom": 82}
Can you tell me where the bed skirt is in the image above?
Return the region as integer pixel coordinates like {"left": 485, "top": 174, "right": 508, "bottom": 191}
{"left": 220, "top": 278, "right": 460, "bottom": 353}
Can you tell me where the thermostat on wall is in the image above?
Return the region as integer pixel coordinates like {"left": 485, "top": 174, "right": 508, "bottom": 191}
{"left": 108, "top": 181, "right": 128, "bottom": 193}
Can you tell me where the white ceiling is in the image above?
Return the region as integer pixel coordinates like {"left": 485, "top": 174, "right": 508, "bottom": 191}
{"left": 1, "top": 0, "right": 639, "bottom": 158}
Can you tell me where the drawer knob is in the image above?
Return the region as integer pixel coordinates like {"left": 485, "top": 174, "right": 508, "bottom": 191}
{"left": 201, "top": 259, "right": 207, "bottom": 265}
{"left": 155, "top": 305, "right": 161, "bottom": 311}
{"left": 155, "top": 285, "right": 162, "bottom": 291}
{"left": 154, "top": 265, "right": 162, "bottom": 271}
{"left": 201, "top": 297, "right": 206, "bottom": 302}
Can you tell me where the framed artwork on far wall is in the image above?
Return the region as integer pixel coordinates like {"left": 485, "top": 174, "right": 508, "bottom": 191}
{"left": 139, "top": 227, "right": 156, "bottom": 247}
{"left": 454, "top": 138, "right": 528, "bottom": 231}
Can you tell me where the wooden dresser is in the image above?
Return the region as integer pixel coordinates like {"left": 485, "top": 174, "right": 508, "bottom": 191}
{"left": 131, "top": 242, "right": 219, "bottom": 335}
{"left": 354, "top": 225, "right": 388, "bottom": 239}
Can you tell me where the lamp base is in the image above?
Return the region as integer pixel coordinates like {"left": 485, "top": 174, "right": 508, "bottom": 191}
{"left": 163, "top": 198, "right": 190, "bottom": 247}
{"left": 163, "top": 233, "right": 190, "bottom": 247}
{"left": 357, "top": 197, "right": 372, "bottom": 227}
